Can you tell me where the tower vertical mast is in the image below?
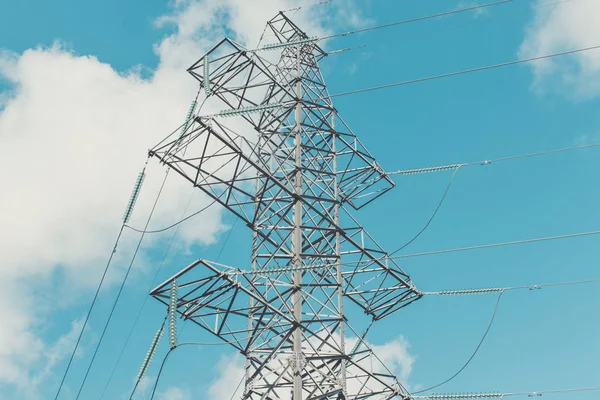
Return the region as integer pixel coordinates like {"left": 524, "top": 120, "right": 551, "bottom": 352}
{"left": 292, "top": 44, "right": 305, "bottom": 400}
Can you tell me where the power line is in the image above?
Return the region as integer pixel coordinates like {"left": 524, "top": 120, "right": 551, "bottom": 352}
{"left": 390, "top": 142, "right": 600, "bottom": 176}
{"left": 329, "top": 44, "right": 600, "bottom": 98}
{"left": 413, "top": 291, "right": 505, "bottom": 394}
{"left": 125, "top": 198, "right": 219, "bottom": 234}
{"left": 384, "top": 141, "right": 600, "bottom": 256}
{"left": 100, "top": 95, "right": 213, "bottom": 399}
{"left": 147, "top": 342, "right": 228, "bottom": 400}
{"left": 256, "top": 0, "right": 514, "bottom": 53}
{"left": 99, "top": 190, "right": 201, "bottom": 399}
{"left": 422, "top": 277, "right": 600, "bottom": 296}
{"left": 53, "top": 157, "right": 153, "bottom": 400}
{"left": 389, "top": 167, "right": 461, "bottom": 255}
{"left": 74, "top": 167, "right": 170, "bottom": 400}
{"left": 240, "top": 228, "right": 600, "bottom": 275}
{"left": 52, "top": 225, "right": 126, "bottom": 400}
{"left": 125, "top": 212, "right": 240, "bottom": 400}
{"left": 411, "top": 386, "right": 600, "bottom": 398}
{"left": 281, "top": 0, "right": 329, "bottom": 13}
{"left": 407, "top": 280, "right": 600, "bottom": 395}
{"left": 358, "top": 0, "right": 579, "bottom": 56}
{"left": 320, "top": 0, "right": 514, "bottom": 40}
{"left": 394, "top": 229, "right": 600, "bottom": 259}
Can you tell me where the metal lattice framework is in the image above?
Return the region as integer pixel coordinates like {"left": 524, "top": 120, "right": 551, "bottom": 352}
{"left": 148, "top": 12, "right": 422, "bottom": 400}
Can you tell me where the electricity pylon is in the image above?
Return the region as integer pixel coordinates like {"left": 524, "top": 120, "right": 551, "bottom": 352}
{"left": 148, "top": 12, "right": 421, "bottom": 399}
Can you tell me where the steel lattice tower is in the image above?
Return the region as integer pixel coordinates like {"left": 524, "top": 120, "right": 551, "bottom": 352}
{"left": 148, "top": 13, "right": 422, "bottom": 400}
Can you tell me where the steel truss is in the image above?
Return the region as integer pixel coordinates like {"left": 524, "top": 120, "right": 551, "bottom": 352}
{"left": 148, "top": 12, "right": 421, "bottom": 400}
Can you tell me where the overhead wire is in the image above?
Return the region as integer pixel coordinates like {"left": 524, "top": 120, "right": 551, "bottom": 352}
{"left": 328, "top": 44, "right": 600, "bottom": 99}
{"left": 126, "top": 200, "right": 241, "bottom": 400}
{"left": 412, "top": 277, "right": 600, "bottom": 394}
{"left": 389, "top": 167, "right": 462, "bottom": 255}
{"left": 170, "top": 217, "right": 240, "bottom": 342}
{"left": 386, "top": 141, "right": 600, "bottom": 254}
{"left": 282, "top": 0, "right": 329, "bottom": 13}
{"left": 100, "top": 94, "right": 217, "bottom": 399}
{"left": 353, "top": 0, "right": 579, "bottom": 57}
{"left": 394, "top": 229, "right": 600, "bottom": 259}
{"left": 52, "top": 224, "right": 126, "bottom": 400}
{"left": 147, "top": 342, "right": 228, "bottom": 400}
{"left": 53, "top": 156, "right": 153, "bottom": 400}
{"left": 254, "top": 0, "right": 514, "bottom": 53}
{"left": 390, "top": 141, "right": 600, "bottom": 176}
{"left": 413, "top": 291, "right": 505, "bottom": 394}
{"left": 411, "top": 385, "right": 600, "bottom": 398}
{"left": 422, "top": 277, "right": 600, "bottom": 296}
{"left": 74, "top": 167, "right": 171, "bottom": 400}
{"left": 320, "top": 0, "right": 514, "bottom": 41}
{"left": 99, "top": 189, "right": 205, "bottom": 399}
{"left": 124, "top": 199, "right": 220, "bottom": 234}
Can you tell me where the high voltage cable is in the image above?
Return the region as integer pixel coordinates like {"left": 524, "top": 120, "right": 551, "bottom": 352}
{"left": 408, "top": 279, "right": 600, "bottom": 394}
{"left": 74, "top": 167, "right": 171, "bottom": 400}
{"left": 146, "top": 343, "right": 228, "bottom": 400}
{"left": 101, "top": 96, "right": 214, "bottom": 399}
{"left": 422, "top": 277, "right": 600, "bottom": 296}
{"left": 53, "top": 157, "right": 152, "bottom": 400}
{"left": 356, "top": 277, "right": 600, "bottom": 396}
{"left": 389, "top": 167, "right": 461, "bottom": 255}
{"left": 414, "top": 291, "right": 505, "bottom": 394}
{"left": 281, "top": 0, "right": 329, "bottom": 13}
{"left": 125, "top": 198, "right": 219, "bottom": 234}
{"left": 255, "top": 0, "right": 513, "bottom": 53}
{"left": 328, "top": 44, "right": 600, "bottom": 98}
{"left": 99, "top": 191, "right": 203, "bottom": 399}
{"left": 394, "top": 229, "right": 600, "bottom": 259}
{"left": 390, "top": 142, "right": 600, "bottom": 176}
{"left": 386, "top": 141, "right": 600, "bottom": 254}
{"left": 124, "top": 202, "right": 239, "bottom": 400}
{"left": 356, "top": 0, "right": 579, "bottom": 56}
{"left": 241, "top": 229, "right": 600, "bottom": 274}
{"left": 411, "top": 386, "right": 600, "bottom": 398}
{"left": 320, "top": 0, "right": 514, "bottom": 41}
{"left": 52, "top": 225, "right": 126, "bottom": 400}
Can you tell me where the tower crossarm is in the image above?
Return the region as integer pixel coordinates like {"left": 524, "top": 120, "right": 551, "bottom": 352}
{"left": 150, "top": 259, "right": 412, "bottom": 400}
{"left": 149, "top": 120, "right": 420, "bottom": 320}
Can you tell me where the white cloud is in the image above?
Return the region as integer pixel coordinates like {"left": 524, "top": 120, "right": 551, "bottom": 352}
{"left": 371, "top": 336, "right": 415, "bottom": 386}
{"left": 208, "top": 353, "right": 246, "bottom": 400}
{"left": 519, "top": 0, "right": 600, "bottom": 98}
{"left": 0, "top": 0, "right": 368, "bottom": 397}
{"left": 158, "top": 386, "right": 191, "bottom": 400}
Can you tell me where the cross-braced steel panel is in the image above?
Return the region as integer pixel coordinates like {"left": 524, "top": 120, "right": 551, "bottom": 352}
{"left": 148, "top": 12, "right": 421, "bottom": 400}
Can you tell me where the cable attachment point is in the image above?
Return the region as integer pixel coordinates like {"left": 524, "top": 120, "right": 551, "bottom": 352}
{"left": 168, "top": 280, "right": 178, "bottom": 349}
{"left": 123, "top": 171, "right": 146, "bottom": 224}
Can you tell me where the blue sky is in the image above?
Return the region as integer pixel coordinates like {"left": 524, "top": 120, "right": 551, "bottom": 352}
{"left": 1, "top": 0, "right": 600, "bottom": 399}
